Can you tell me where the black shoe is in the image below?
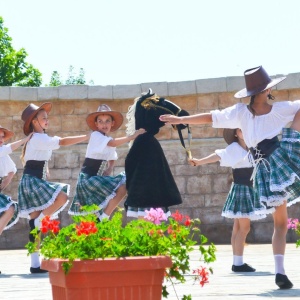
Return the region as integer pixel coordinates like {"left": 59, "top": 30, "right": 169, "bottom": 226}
{"left": 275, "top": 273, "right": 293, "bottom": 289}
{"left": 232, "top": 263, "right": 256, "bottom": 272}
{"left": 30, "top": 267, "right": 48, "bottom": 274}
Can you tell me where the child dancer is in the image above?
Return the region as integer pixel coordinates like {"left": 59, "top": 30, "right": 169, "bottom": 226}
{"left": 0, "top": 126, "right": 31, "bottom": 235}
{"left": 160, "top": 66, "right": 300, "bottom": 289}
{"left": 68, "top": 104, "right": 145, "bottom": 220}
{"left": 189, "top": 128, "right": 265, "bottom": 272}
{"left": 19, "top": 102, "right": 90, "bottom": 273}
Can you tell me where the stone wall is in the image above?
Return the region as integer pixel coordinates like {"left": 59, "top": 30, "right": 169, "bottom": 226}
{"left": 1, "top": 71, "right": 300, "bottom": 249}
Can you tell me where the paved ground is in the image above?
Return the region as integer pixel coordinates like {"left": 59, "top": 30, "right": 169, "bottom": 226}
{"left": 0, "top": 243, "right": 300, "bottom": 299}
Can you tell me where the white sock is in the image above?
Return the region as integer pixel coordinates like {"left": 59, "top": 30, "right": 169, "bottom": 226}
{"left": 274, "top": 254, "right": 285, "bottom": 275}
{"left": 100, "top": 213, "right": 109, "bottom": 221}
{"left": 34, "top": 213, "right": 45, "bottom": 229}
{"left": 30, "top": 252, "right": 40, "bottom": 268}
{"left": 233, "top": 255, "right": 244, "bottom": 266}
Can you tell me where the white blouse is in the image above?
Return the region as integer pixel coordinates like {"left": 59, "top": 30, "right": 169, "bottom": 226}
{"left": 85, "top": 131, "right": 118, "bottom": 161}
{"left": 215, "top": 142, "right": 253, "bottom": 169}
{"left": 24, "top": 133, "right": 60, "bottom": 162}
{"left": 211, "top": 101, "right": 300, "bottom": 148}
{"left": 0, "top": 145, "right": 17, "bottom": 177}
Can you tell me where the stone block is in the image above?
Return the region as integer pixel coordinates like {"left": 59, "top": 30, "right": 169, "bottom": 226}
{"left": 168, "top": 80, "right": 196, "bottom": 96}
{"left": 112, "top": 84, "right": 142, "bottom": 99}
{"left": 205, "top": 193, "right": 227, "bottom": 207}
{"left": 0, "top": 87, "right": 10, "bottom": 100}
{"left": 196, "top": 77, "right": 227, "bottom": 94}
{"left": 194, "top": 207, "right": 223, "bottom": 224}
{"left": 197, "top": 93, "right": 219, "bottom": 110}
{"left": 212, "top": 173, "right": 232, "bottom": 193}
{"left": 58, "top": 85, "right": 88, "bottom": 100}
{"left": 61, "top": 114, "right": 85, "bottom": 131}
{"left": 226, "top": 76, "right": 245, "bottom": 92}
{"left": 168, "top": 95, "right": 197, "bottom": 111}
{"left": 218, "top": 92, "right": 237, "bottom": 109}
{"left": 187, "top": 174, "right": 212, "bottom": 194}
{"left": 289, "top": 90, "right": 300, "bottom": 101}
{"left": 200, "top": 223, "right": 232, "bottom": 244}
{"left": 140, "top": 82, "right": 168, "bottom": 97}
{"left": 182, "top": 194, "right": 205, "bottom": 208}
{"left": 10, "top": 87, "right": 38, "bottom": 101}
{"left": 174, "top": 164, "right": 199, "bottom": 176}
{"left": 88, "top": 85, "right": 113, "bottom": 99}
{"left": 275, "top": 72, "right": 300, "bottom": 90}
{"left": 49, "top": 168, "right": 72, "bottom": 180}
{"left": 38, "top": 87, "right": 59, "bottom": 100}
{"left": 53, "top": 152, "right": 80, "bottom": 169}
{"left": 173, "top": 176, "right": 186, "bottom": 194}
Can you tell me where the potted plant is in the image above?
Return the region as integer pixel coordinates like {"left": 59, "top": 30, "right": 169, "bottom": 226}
{"left": 26, "top": 206, "right": 216, "bottom": 300}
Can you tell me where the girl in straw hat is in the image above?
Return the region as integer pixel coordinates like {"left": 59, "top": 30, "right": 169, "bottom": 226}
{"left": 189, "top": 128, "right": 265, "bottom": 273}
{"left": 0, "top": 126, "right": 32, "bottom": 235}
{"left": 160, "top": 66, "right": 300, "bottom": 289}
{"left": 68, "top": 104, "right": 145, "bottom": 220}
{"left": 19, "top": 102, "right": 90, "bottom": 273}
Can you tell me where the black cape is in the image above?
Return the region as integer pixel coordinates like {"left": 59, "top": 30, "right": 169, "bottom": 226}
{"left": 125, "top": 133, "right": 182, "bottom": 208}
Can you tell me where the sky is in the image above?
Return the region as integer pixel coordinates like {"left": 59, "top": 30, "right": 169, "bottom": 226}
{"left": 1, "top": 0, "right": 300, "bottom": 86}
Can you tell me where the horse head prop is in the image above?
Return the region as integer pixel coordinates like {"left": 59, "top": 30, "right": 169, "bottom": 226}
{"left": 126, "top": 89, "right": 192, "bottom": 158}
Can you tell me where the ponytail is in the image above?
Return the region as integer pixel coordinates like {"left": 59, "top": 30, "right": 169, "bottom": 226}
{"left": 248, "top": 95, "right": 256, "bottom": 117}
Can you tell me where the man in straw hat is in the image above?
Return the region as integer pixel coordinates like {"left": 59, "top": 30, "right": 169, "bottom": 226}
{"left": 18, "top": 102, "right": 90, "bottom": 273}
{"left": 68, "top": 104, "right": 145, "bottom": 220}
{"left": 189, "top": 128, "right": 265, "bottom": 273}
{"left": 160, "top": 66, "right": 300, "bottom": 289}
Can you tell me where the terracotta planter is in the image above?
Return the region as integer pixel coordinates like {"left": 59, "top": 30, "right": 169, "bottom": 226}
{"left": 41, "top": 256, "right": 172, "bottom": 300}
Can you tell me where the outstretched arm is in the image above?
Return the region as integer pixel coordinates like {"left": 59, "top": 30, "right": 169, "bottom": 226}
{"left": 107, "top": 128, "right": 146, "bottom": 147}
{"left": 59, "top": 133, "right": 91, "bottom": 146}
{"left": 10, "top": 133, "right": 33, "bottom": 151}
{"left": 188, "top": 153, "right": 220, "bottom": 167}
{"left": 159, "top": 113, "right": 213, "bottom": 125}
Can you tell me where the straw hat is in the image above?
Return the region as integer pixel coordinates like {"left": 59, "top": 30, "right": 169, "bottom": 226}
{"left": 86, "top": 104, "right": 123, "bottom": 132}
{"left": 223, "top": 128, "right": 238, "bottom": 145}
{"left": 21, "top": 103, "right": 52, "bottom": 136}
{"left": 0, "top": 125, "right": 14, "bottom": 142}
{"left": 234, "top": 66, "right": 286, "bottom": 98}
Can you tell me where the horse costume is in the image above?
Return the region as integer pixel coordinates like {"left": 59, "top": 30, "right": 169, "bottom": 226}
{"left": 125, "top": 89, "right": 189, "bottom": 217}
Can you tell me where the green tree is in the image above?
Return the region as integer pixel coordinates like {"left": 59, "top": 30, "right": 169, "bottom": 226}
{"left": 0, "top": 16, "right": 42, "bottom": 86}
{"left": 49, "top": 71, "right": 62, "bottom": 87}
{"left": 48, "top": 65, "right": 94, "bottom": 86}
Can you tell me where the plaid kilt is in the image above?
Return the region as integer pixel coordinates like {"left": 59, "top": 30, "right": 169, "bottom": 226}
{"left": 126, "top": 206, "right": 171, "bottom": 218}
{"left": 254, "top": 127, "right": 300, "bottom": 213}
{"left": 18, "top": 174, "right": 70, "bottom": 219}
{"left": 0, "top": 193, "right": 19, "bottom": 230}
{"left": 68, "top": 171, "right": 126, "bottom": 215}
{"left": 221, "top": 183, "right": 266, "bottom": 220}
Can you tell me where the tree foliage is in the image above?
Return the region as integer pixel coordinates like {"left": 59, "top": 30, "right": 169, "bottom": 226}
{"left": 48, "top": 65, "right": 94, "bottom": 86}
{"left": 0, "top": 16, "right": 42, "bottom": 86}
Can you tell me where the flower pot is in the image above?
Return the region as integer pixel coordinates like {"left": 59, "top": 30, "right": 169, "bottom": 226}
{"left": 41, "top": 256, "right": 172, "bottom": 300}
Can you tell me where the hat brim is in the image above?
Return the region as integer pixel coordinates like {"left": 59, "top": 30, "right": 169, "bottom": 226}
{"left": 86, "top": 111, "right": 123, "bottom": 132}
{"left": 234, "top": 76, "right": 286, "bottom": 98}
{"left": 23, "top": 103, "right": 52, "bottom": 136}
{"left": 0, "top": 127, "right": 14, "bottom": 142}
{"left": 223, "top": 128, "right": 237, "bottom": 145}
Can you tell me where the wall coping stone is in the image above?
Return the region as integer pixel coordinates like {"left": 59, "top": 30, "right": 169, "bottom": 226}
{"left": 1, "top": 71, "right": 299, "bottom": 101}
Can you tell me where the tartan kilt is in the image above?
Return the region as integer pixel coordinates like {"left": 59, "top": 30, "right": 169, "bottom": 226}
{"left": 0, "top": 193, "right": 19, "bottom": 230}
{"left": 254, "top": 127, "right": 300, "bottom": 213}
{"left": 221, "top": 183, "right": 266, "bottom": 220}
{"left": 68, "top": 171, "right": 126, "bottom": 215}
{"left": 18, "top": 174, "right": 70, "bottom": 219}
